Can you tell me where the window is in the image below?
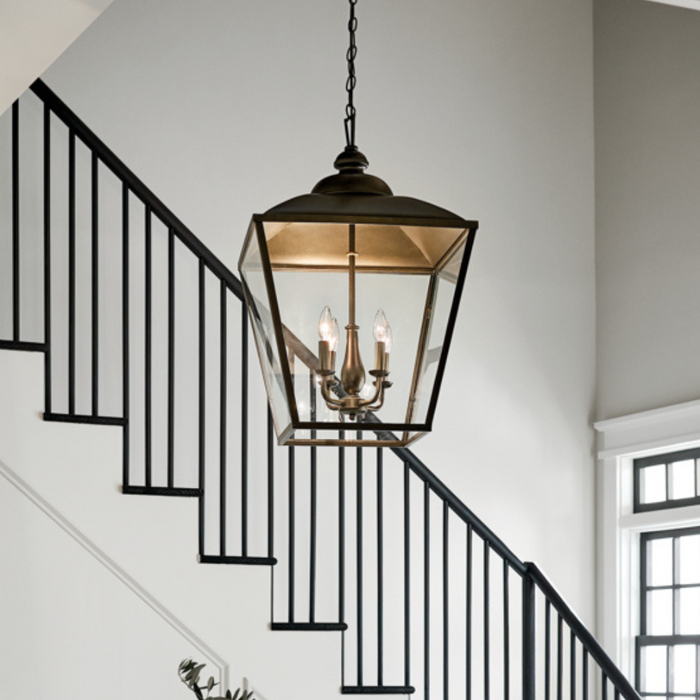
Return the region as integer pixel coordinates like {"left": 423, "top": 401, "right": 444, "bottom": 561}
{"left": 635, "top": 448, "right": 700, "bottom": 513}
{"left": 595, "top": 400, "right": 700, "bottom": 696}
{"left": 637, "top": 525, "right": 700, "bottom": 698}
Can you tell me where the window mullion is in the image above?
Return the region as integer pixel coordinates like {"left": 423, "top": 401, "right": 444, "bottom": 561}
{"left": 673, "top": 535, "right": 680, "bottom": 637}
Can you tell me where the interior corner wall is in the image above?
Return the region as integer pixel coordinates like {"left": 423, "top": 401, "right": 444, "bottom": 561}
{"left": 595, "top": 0, "right": 700, "bottom": 421}
{"left": 4, "top": 0, "right": 596, "bottom": 693}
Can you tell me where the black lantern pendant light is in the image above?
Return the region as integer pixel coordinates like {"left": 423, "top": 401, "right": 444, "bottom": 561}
{"left": 239, "top": 0, "right": 478, "bottom": 447}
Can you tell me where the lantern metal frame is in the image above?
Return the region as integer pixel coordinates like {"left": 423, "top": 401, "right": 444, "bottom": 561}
{"left": 239, "top": 192, "right": 478, "bottom": 447}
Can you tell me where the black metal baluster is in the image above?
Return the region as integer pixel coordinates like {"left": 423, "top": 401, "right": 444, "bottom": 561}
{"left": 466, "top": 523, "right": 473, "bottom": 700}
{"left": 43, "top": 104, "right": 52, "bottom": 413}
{"left": 357, "top": 439, "right": 364, "bottom": 686}
{"left": 377, "top": 448, "right": 384, "bottom": 687}
{"left": 167, "top": 228, "right": 175, "bottom": 488}
{"left": 424, "top": 482, "right": 430, "bottom": 700}
{"left": 241, "top": 304, "right": 249, "bottom": 557}
{"left": 144, "top": 204, "right": 152, "bottom": 486}
{"left": 522, "top": 574, "right": 536, "bottom": 700}
{"left": 12, "top": 101, "right": 19, "bottom": 341}
{"left": 309, "top": 375, "right": 317, "bottom": 623}
{"left": 571, "top": 631, "right": 576, "bottom": 700}
{"left": 68, "top": 129, "right": 76, "bottom": 414}
{"left": 404, "top": 462, "right": 411, "bottom": 689}
{"left": 558, "top": 614, "right": 563, "bottom": 700}
{"left": 121, "top": 184, "right": 130, "bottom": 487}
{"left": 582, "top": 649, "right": 588, "bottom": 700}
{"left": 443, "top": 501, "right": 449, "bottom": 700}
{"left": 484, "top": 543, "right": 490, "bottom": 700}
{"left": 288, "top": 445, "right": 296, "bottom": 622}
{"left": 219, "top": 279, "right": 227, "bottom": 554}
{"left": 268, "top": 409, "right": 275, "bottom": 560}
{"left": 545, "top": 600, "right": 552, "bottom": 700}
{"left": 601, "top": 673, "right": 607, "bottom": 700}
{"left": 91, "top": 151, "right": 99, "bottom": 416}
{"left": 339, "top": 430, "right": 346, "bottom": 626}
{"left": 504, "top": 561, "right": 510, "bottom": 700}
{"left": 198, "top": 259, "right": 206, "bottom": 555}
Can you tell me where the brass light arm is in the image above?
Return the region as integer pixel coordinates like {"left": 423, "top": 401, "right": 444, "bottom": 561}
{"left": 364, "top": 381, "right": 387, "bottom": 412}
{"left": 320, "top": 376, "right": 345, "bottom": 408}
{"left": 356, "top": 377, "right": 383, "bottom": 408}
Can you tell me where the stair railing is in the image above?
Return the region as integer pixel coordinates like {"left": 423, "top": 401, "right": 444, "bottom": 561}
{"left": 0, "top": 80, "right": 640, "bottom": 700}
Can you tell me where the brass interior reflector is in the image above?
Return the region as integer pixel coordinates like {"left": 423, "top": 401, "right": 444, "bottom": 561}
{"left": 263, "top": 222, "right": 467, "bottom": 272}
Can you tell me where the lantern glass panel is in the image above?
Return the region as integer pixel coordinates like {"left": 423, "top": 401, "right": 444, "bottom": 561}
{"left": 407, "top": 238, "right": 468, "bottom": 426}
{"left": 271, "top": 265, "right": 429, "bottom": 423}
{"left": 239, "top": 220, "right": 293, "bottom": 439}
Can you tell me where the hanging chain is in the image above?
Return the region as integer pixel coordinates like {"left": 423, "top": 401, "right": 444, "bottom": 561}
{"left": 344, "top": 0, "right": 358, "bottom": 149}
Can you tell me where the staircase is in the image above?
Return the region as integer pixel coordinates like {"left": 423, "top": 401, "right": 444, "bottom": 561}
{"left": 0, "top": 80, "right": 639, "bottom": 700}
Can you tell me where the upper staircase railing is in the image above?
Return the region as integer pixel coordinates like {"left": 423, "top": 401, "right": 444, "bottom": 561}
{"left": 0, "top": 79, "right": 640, "bottom": 700}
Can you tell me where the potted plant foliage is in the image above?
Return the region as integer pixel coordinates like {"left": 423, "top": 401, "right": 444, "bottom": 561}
{"left": 178, "top": 659, "right": 254, "bottom": 700}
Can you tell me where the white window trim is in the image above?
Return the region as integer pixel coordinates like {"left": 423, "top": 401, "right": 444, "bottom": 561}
{"left": 595, "top": 399, "right": 700, "bottom": 686}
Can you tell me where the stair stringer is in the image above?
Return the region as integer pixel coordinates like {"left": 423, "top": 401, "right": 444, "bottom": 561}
{"left": 0, "top": 349, "right": 343, "bottom": 700}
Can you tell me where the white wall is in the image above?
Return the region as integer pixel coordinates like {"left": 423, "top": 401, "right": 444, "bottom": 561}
{"left": 595, "top": 0, "right": 700, "bottom": 420}
{"left": 1, "top": 0, "right": 597, "bottom": 696}
{"left": 0, "top": 351, "right": 341, "bottom": 700}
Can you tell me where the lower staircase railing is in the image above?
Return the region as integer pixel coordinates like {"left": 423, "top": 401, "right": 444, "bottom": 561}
{"left": 0, "top": 79, "right": 640, "bottom": 700}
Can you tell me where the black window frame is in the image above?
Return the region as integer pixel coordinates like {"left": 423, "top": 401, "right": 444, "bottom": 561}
{"left": 636, "top": 525, "right": 700, "bottom": 699}
{"left": 634, "top": 447, "right": 700, "bottom": 513}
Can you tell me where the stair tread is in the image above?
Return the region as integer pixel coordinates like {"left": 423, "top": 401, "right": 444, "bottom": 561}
{"left": 45, "top": 412, "right": 127, "bottom": 427}
{"left": 122, "top": 485, "right": 201, "bottom": 497}
{"left": 271, "top": 622, "right": 348, "bottom": 631}
{"left": 342, "top": 686, "right": 415, "bottom": 695}
{"left": 0, "top": 340, "right": 45, "bottom": 352}
{"left": 198, "top": 554, "right": 277, "bottom": 566}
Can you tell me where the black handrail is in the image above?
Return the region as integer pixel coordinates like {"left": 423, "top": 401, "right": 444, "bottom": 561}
{"left": 29, "top": 78, "right": 244, "bottom": 300}
{"left": 394, "top": 441, "right": 526, "bottom": 575}
{"left": 365, "top": 416, "right": 526, "bottom": 573}
{"left": 528, "top": 562, "right": 642, "bottom": 700}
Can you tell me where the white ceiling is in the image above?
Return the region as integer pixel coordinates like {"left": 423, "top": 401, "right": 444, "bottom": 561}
{"left": 0, "top": 0, "right": 115, "bottom": 115}
{"left": 645, "top": 0, "right": 700, "bottom": 10}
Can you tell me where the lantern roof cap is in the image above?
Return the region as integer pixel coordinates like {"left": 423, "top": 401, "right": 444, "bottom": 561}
{"left": 262, "top": 147, "right": 477, "bottom": 229}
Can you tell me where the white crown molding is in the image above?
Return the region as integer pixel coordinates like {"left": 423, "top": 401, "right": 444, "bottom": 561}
{"left": 0, "top": 455, "right": 229, "bottom": 691}
{"left": 595, "top": 399, "right": 700, "bottom": 458}
{"left": 594, "top": 398, "right": 700, "bottom": 433}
